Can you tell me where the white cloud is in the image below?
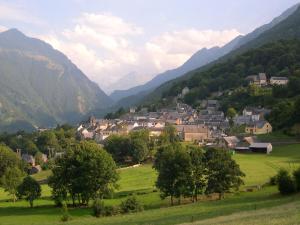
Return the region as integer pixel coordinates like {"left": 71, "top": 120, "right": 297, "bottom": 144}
{"left": 38, "top": 12, "right": 241, "bottom": 93}
{"left": 145, "top": 29, "right": 241, "bottom": 71}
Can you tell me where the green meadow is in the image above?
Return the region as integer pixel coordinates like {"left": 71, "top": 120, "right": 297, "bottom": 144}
{"left": 0, "top": 144, "right": 300, "bottom": 225}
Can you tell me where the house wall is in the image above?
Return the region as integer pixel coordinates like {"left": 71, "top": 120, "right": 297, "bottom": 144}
{"left": 270, "top": 80, "right": 288, "bottom": 85}
{"left": 245, "top": 123, "right": 272, "bottom": 134}
{"left": 184, "top": 133, "right": 208, "bottom": 142}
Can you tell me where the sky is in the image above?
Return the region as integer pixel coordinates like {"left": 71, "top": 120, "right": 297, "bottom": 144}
{"left": 0, "top": 0, "right": 299, "bottom": 93}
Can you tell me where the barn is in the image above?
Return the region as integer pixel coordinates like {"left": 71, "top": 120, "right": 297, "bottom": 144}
{"left": 249, "top": 143, "right": 272, "bottom": 154}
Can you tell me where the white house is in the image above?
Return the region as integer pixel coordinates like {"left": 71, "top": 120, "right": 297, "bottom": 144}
{"left": 270, "top": 77, "right": 289, "bottom": 85}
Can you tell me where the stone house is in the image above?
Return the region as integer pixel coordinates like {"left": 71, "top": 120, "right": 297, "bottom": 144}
{"left": 176, "top": 125, "right": 210, "bottom": 142}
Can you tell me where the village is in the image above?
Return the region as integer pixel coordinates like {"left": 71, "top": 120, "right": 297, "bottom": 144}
{"left": 76, "top": 73, "right": 287, "bottom": 155}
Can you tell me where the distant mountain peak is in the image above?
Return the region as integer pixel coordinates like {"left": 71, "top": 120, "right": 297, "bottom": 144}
{"left": 1, "top": 28, "right": 26, "bottom": 37}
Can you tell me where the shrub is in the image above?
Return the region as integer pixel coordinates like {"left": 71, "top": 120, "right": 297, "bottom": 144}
{"left": 277, "top": 169, "right": 296, "bottom": 195}
{"left": 103, "top": 205, "right": 120, "bottom": 216}
{"left": 93, "top": 199, "right": 120, "bottom": 217}
{"left": 120, "top": 195, "right": 143, "bottom": 213}
{"left": 269, "top": 175, "right": 278, "bottom": 185}
{"left": 293, "top": 167, "right": 300, "bottom": 191}
{"left": 93, "top": 198, "right": 105, "bottom": 217}
{"left": 61, "top": 201, "right": 71, "bottom": 222}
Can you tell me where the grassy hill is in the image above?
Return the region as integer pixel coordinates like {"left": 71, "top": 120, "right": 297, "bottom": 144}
{"left": 0, "top": 144, "right": 300, "bottom": 225}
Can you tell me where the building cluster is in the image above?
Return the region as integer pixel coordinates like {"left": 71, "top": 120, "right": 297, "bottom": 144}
{"left": 246, "top": 73, "right": 289, "bottom": 86}
{"left": 77, "top": 98, "right": 273, "bottom": 154}
{"left": 234, "top": 107, "right": 272, "bottom": 135}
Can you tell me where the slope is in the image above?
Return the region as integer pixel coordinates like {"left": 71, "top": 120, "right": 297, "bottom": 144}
{"left": 0, "top": 29, "right": 111, "bottom": 131}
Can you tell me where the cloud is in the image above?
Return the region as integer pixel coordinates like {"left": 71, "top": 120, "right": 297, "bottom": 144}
{"left": 39, "top": 12, "right": 241, "bottom": 93}
{"left": 0, "top": 3, "right": 43, "bottom": 25}
{"left": 0, "top": 25, "right": 7, "bottom": 32}
{"left": 145, "top": 29, "right": 241, "bottom": 71}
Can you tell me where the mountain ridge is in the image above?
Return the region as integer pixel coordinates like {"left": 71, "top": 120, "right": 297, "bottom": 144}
{"left": 0, "top": 29, "right": 111, "bottom": 132}
{"left": 110, "top": 3, "right": 300, "bottom": 108}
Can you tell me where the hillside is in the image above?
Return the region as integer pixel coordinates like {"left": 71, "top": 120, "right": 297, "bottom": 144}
{"left": 111, "top": 3, "right": 300, "bottom": 107}
{"left": 140, "top": 4, "right": 300, "bottom": 106}
{"left": 0, "top": 29, "right": 111, "bottom": 132}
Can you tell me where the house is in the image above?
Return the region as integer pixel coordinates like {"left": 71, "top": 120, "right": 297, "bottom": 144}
{"left": 176, "top": 125, "right": 210, "bottom": 142}
{"left": 222, "top": 136, "right": 240, "bottom": 149}
{"left": 249, "top": 143, "right": 272, "bottom": 154}
{"left": 242, "top": 107, "right": 271, "bottom": 121}
{"left": 129, "top": 107, "right": 137, "bottom": 113}
{"left": 246, "top": 75, "right": 260, "bottom": 85}
{"left": 149, "top": 127, "right": 164, "bottom": 137}
{"left": 245, "top": 120, "right": 272, "bottom": 134}
{"left": 246, "top": 73, "right": 267, "bottom": 86}
{"left": 181, "top": 87, "right": 190, "bottom": 96}
{"left": 258, "top": 73, "right": 267, "bottom": 86}
{"left": 270, "top": 77, "right": 289, "bottom": 85}
{"left": 22, "top": 154, "right": 35, "bottom": 166}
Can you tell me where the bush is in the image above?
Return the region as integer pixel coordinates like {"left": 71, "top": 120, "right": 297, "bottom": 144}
{"left": 103, "top": 205, "right": 120, "bottom": 216}
{"left": 293, "top": 167, "right": 300, "bottom": 191}
{"left": 93, "top": 198, "right": 105, "bottom": 217}
{"left": 120, "top": 195, "right": 143, "bottom": 213}
{"left": 93, "top": 199, "right": 120, "bottom": 217}
{"left": 277, "top": 169, "right": 296, "bottom": 195}
{"left": 269, "top": 175, "right": 278, "bottom": 185}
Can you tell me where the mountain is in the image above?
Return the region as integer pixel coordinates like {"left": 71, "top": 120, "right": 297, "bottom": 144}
{"left": 109, "top": 71, "right": 147, "bottom": 98}
{"left": 112, "top": 3, "right": 300, "bottom": 107}
{"left": 110, "top": 37, "right": 242, "bottom": 102}
{"left": 0, "top": 29, "right": 111, "bottom": 132}
{"left": 140, "top": 3, "right": 300, "bottom": 105}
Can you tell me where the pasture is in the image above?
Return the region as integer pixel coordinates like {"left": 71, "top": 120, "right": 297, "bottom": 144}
{"left": 0, "top": 144, "right": 300, "bottom": 225}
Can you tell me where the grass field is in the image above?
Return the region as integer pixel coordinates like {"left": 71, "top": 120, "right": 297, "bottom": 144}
{"left": 0, "top": 144, "right": 300, "bottom": 225}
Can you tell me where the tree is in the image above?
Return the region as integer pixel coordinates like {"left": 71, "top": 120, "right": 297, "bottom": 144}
{"left": 104, "top": 135, "right": 132, "bottom": 164}
{"left": 1, "top": 167, "right": 24, "bottom": 202}
{"left": 188, "top": 146, "right": 206, "bottom": 202}
{"left": 21, "top": 138, "right": 39, "bottom": 155}
{"left": 154, "top": 143, "right": 192, "bottom": 205}
{"left": 277, "top": 169, "right": 296, "bottom": 195}
{"left": 205, "top": 148, "right": 244, "bottom": 199}
{"left": 159, "top": 125, "right": 179, "bottom": 145}
{"left": 34, "top": 151, "right": 44, "bottom": 166}
{"left": 227, "top": 107, "right": 237, "bottom": 120}
{"left": 37, "top": 131, "right": 60, "bottom": 156}
{"left": 17, "top": 176, "right": 41, "bottom": 207}
{"left": 0, "top": 144, "right": 23, "bottom": 178}
{"left": 129, "top": 130, "right": 150, "bottom": 163}
{"left": 49, "top": 141, "right": 119, "bottom": 206}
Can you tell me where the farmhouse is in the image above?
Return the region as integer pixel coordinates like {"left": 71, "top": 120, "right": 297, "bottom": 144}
{"left": 245, "top": 120, "right": 272, "bottom": 134}
{"left": 249, "top": 143, "right": 272, "bottom": 154}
